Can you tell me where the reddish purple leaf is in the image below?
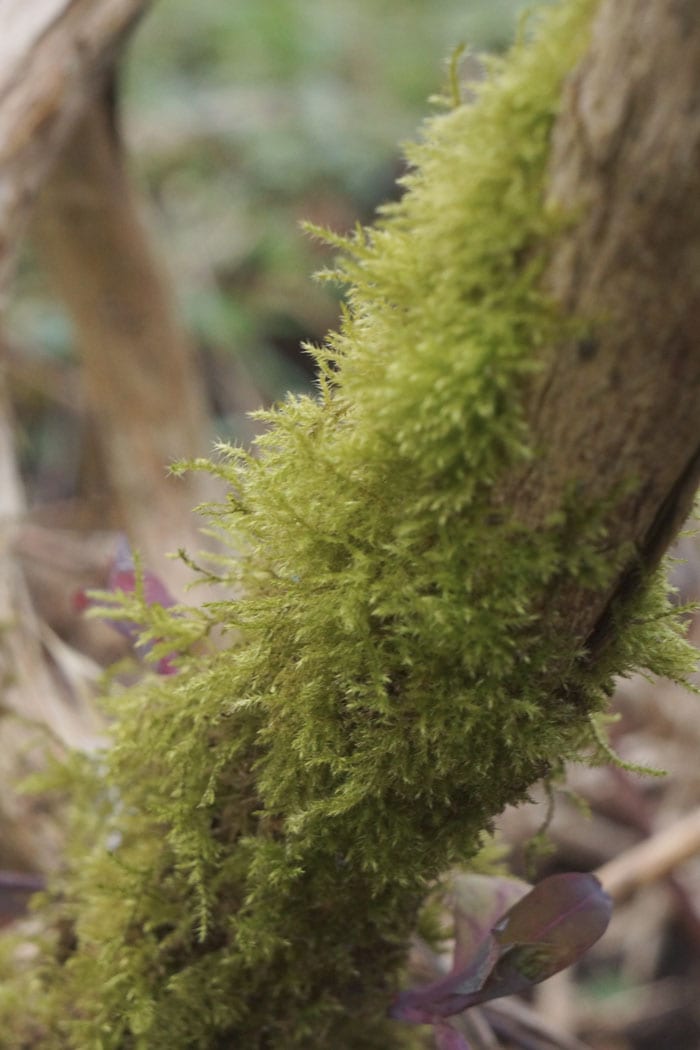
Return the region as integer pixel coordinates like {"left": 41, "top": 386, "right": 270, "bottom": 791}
{"left": 0, "top": 870, "right": 45, "bottom": 927}
{"left": 434, "top": 1022, "right": 471, "bottom": 1050}
{"left": 391, "top": 872, "right": 612, "bottom": 1027}
{"left": 392, "top": 877, "right": 525, "bottom": 1022}
{"left": 476, "top": 872, "right": 613, "bottom": 1001}
{"left": 75, "top": 535, "right": 179, "bottom": 674}
{"left": 451, "top": 873, "right": 529, "bottom": 971}
{"left": 391, "top": 931, "right": 499, "bottom": 1022}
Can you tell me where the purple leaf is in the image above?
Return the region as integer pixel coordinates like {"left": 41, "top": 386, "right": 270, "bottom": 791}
{"left": 451, "top": 873, "right": 529, "bottom": 971}
{"left": 434, "top": 1022, "right": 471, "bottom": 1050}
{"left": 0, "top": 870, "right": 45, "bottom": 927}
{"left": 391, "top": 876, "right": 527, "bottom": 1022}
{"left": 75, "top": 535, "right": 179, "bottom": 674}
{"left": 391, "top": 873, "right": 612, "bottom": 1025}
{"left": 109, "top": 534, "right": 177, "bottom": 630}
{"left": 390, "top": 933, "right": 500, "bottom": 1022}
{"left": 478, "top": 872, "right": 613, "bottom": 1000}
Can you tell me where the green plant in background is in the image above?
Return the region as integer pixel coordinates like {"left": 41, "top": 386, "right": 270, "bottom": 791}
{"left": 120, "top": 0, "right": 559, "bottom": 423}
{"left": 2, "top": 0, "right": 697, "bottom": 1046}
{"left": 9, "top": 0, "right": 559, "bottom": 470}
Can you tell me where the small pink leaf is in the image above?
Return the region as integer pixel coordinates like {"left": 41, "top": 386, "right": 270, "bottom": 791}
{"left": 75, "top": 535, "right": 179, "bottom": 674}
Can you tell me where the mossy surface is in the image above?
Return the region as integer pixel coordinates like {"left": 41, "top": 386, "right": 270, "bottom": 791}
{"left": 2, "top": 1, "right": 697, "bottom": 1046}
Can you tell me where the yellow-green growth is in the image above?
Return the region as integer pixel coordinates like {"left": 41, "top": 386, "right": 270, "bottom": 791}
{"left": 3, "top": 1, "right": 696, "bottom": 1046}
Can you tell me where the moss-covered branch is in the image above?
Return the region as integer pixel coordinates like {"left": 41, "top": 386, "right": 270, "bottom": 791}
{"left": 3, "top": 0, "right": 700, "bottom": 1046}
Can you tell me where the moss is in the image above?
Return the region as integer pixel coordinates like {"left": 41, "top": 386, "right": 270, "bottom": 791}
{"left": 3, "top": 0, "right": 697, "bottom": 1046}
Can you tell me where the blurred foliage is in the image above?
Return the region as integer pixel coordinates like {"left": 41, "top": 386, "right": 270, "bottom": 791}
{"left": 10, "top": 0, "right": 553, "bottom": 492}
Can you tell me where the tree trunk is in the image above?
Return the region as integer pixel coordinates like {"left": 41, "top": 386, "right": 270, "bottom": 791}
{"left": 0, "top": 0, "right": 151, "bottom": 888}
{"left": 32, "top": 89, "right": 213, "bottom": 590}
{"left": 506, "top": 0, "right": 700, "bottom": 658}
{"left": 0, "top": 0, "right": 152, "bottom": 739}
{"left": 0, "top": 0, "right": 149, "bottom": 295}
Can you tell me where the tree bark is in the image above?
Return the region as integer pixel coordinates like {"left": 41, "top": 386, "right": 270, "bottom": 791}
{"left": 507, "top": 0, "right": 700, "bottom": 661}
{"left": 0, "top": 0, "right": 149, "bottom": 296}
{"left": 0, "top": 0, "right": 150, "bottom": 744}
{"left": 0, "top": 0, "right": 151, "bottom": 879}
{"left": 0, "top": 0, "right": 214, "bottom": 589}
{"left": 32, "top": 91, "right": 213, "bottom": 589}
{"left": 0, "top": 369, "right": 99, "bottom": 747}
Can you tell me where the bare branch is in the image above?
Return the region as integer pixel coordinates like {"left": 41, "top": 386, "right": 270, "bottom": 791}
{"left": 0, "top": 0, "right": 150, "bottom": 295}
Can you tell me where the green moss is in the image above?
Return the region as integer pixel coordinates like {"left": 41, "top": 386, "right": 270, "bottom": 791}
{"left": 4, "top": 1, "right": 697, "bottom": 1046}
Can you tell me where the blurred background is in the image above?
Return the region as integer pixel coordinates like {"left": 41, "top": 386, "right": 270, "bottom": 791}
{"left": 2, "top": 2, "right": 700, "bottom": 1048}
{"left": 8, "top": 0, "right": 549, "bottom": 488}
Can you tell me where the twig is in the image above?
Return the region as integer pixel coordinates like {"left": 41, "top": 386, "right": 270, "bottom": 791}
{"left": 481, "top": 997, "right": 590, "bottom": 1050}
{"left": 595, "top": 806, "right": 700, "bottom": 901}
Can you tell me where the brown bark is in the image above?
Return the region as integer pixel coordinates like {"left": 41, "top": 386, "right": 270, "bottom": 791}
{"left": 32, "top": 92, "right": 213, "bottom": 590}
{"left": 0, "top": 370, "right": 97, "bottom": 746}
{"left": 0, "top": 0, "right": 151, "bottom": 876}
{"left": 508, "top": 0, "right": 700, "bottom": 662}
{"left": 0, "top": 0, "right": 149, "bottom": 295}
{"left": 0, "top": 0, "right": 214, "bottom": 590}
